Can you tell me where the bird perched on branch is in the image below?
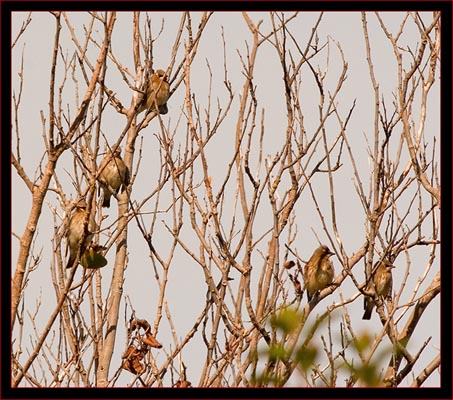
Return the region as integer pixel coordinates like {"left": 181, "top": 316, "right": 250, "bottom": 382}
{"left": 362, "top": 259, "right": 394, "bottom": 320}
{"left": 80, "top": 242, "right": 108, "bottom": 269}
{"left": 65, "top": 199, "right": 96, "bottom": 269}
{"left": 303, "top": 245, "right": 335, "bottom": 301}
{"left": 137, "top": 69, "right": 170, "bottom": 115}
{"left": 98, "top": 147, "right": 129, "bottom": 208}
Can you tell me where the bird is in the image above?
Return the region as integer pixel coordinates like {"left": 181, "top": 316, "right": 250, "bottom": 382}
{"left": 98, "top": 147, "right": 130, "bottom": 208}
{"left": 137, "top": 69, "right": 170, "bottom": 115}
{"left": 65, "top": 199, "right": 96, "bottom": 269}
{"left": 362, "top": 259, "right": 395, "bottom": 320}
{"left": 303, "top": 245, "right": 335, "bottom": 301}
{"left": 80, "top": 242, "right": 108, "bottom": 269}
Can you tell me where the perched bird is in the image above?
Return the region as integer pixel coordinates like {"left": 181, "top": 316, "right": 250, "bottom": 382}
{"left": 362, "top": 259, "right": 394, "bottom": 320}
{"left": 80, "top": 243, "right": 108, "bottom": 269}
{"left": 65, "top": 199, "right": 96, "bottom": 269}
{"left": 98, "top": 147, "right": 129, "bottom": 208}
{"left": 303, "top": 245, "right": 335, "bottom": 301}
{"left": 137, "top": 69, "right": 170, "bottom": 115}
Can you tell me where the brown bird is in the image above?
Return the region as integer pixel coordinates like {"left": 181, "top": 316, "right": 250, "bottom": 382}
{"left": 80, "top": 242, "right": 108, "bottom": 269}
{"left": 65, "top": 199, "right": 96, "bottom": 269}
{"left": 137, "top": 69, "right": 170, "bottom": 115}
{"left": 303, "top": 245, "right": 335, "bottom": 301}
{"left": 362, "top": 259, "right": 394, "bottom": 320}
{"left": 98, "top": 147, "right": 129, "bottom": 208}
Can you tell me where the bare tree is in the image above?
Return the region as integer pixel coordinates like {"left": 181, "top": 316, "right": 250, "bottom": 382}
{"left": 11, "top": 11, "right": 440, "bottom": 388}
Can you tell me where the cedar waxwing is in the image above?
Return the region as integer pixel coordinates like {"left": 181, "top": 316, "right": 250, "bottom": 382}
{"left": 362, "top": 259, "right": 394, "bottom": 320}
{"left": 80, "top": 243, "right": 108, "bottom": 269}
{"left": 137, "top": 69, "right": 170, "bottom": 115}
{"left": 303, "top": 245, "right": 335, "bottom": 301}
{"left": 65, "top": 199, "right": 96, "bottom": 269}
{"left": 98, "top": 147, "right": 130, "bottom": 208}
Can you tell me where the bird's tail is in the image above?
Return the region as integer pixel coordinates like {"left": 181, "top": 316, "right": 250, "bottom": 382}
{"left": 362, "top": 298, "right": 373, "bottom": 320}
{"left": 66, "top": 252, "right": 76, "bottom": 269}
{"left": 102, "top": 190, "right": 111, "bottom": 208}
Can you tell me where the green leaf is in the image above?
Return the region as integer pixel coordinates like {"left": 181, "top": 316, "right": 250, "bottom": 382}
{"left": 354, "top": 363, "right": 380, "bottom": 387}
{"left": 354, "top": 333, "right": 372, "bottom": 353}
{"left": 268, "top": 344, "right": 288, "bottom": 362}
{"left": 295, "top": 345, "right": 318, "bottom": 371}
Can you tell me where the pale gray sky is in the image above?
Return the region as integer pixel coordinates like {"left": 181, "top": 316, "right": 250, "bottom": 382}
{"left": 12, "top": 11, "right": 440, "bottom": 387}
